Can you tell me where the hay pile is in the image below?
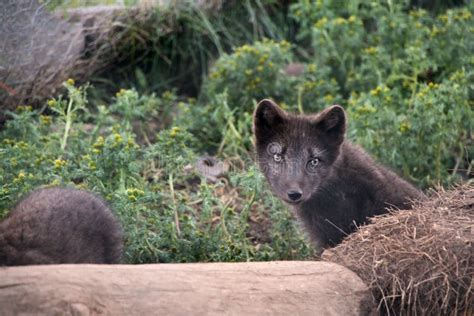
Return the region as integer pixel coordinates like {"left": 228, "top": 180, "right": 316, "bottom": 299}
{"left": 324, "top": 184, "right": 473, "bottom": 315}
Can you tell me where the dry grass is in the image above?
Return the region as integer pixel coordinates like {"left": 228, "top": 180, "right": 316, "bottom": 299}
{"left": 324, "top": 184, "right": 473, "bottom": 315}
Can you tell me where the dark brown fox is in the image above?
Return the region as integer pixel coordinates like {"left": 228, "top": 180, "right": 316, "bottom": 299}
{"left": 0, "top": 187, "right": 123, "bottom": 265}
{"left": 253, "top": 99, "right": 424, "bottom": 252}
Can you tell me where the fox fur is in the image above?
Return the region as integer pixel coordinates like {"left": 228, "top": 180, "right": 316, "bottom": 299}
{"left": 0, "top": 187, "right": 123, "bottom": 265}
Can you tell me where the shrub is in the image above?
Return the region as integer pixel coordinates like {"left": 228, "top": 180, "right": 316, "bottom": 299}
{"left": 348, "top": 70, "right": 472, "bottom": 187}
{"left": 203, "top": 39, "right": 294, "bottom": 113}
{"left": 202, "top": 39, "right": 342, "bottom": 114}
{"left": 0, "top": 82, "right": 313, "bottom": 263}
{"left": 289, "top": 0, "right": 473, "bottom": 187}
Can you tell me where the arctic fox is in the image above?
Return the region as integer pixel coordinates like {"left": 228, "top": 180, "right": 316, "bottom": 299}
{"left": 253, "top": 99, "right": 424, "bottom": 252}
{"left": 0, "top": 187, "right": 123, "bottom": 265}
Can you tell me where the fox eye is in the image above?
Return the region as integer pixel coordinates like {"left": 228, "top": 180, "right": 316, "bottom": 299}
{"left": 306, "top": 158, "right": 320, "bottom": 171}
{"left": 273, "top": 153, "right": 282, "bottom": 163}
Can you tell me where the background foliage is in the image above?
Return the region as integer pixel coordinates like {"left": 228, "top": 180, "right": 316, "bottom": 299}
{"left": 0, "top": 0, "right": 472, "bottom": 263}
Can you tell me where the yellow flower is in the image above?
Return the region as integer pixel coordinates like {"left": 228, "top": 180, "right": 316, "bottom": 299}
{"left": 428, "top": 82, "right": 439, "bottom": 89}
{"left": 75, "top": 183, "right": 87, "bottom": 190}
{"left": 356, "top": 104, "right": 377, "bottom": 114}
{"left": 459, "top": 10, "right": 472, "bottom": 21}
{"left": 170, "top": 127, "right": 181, "bottom": 138}
{"left": 304, "top": 81, "right": 317, "bottom": 90}
{"left": 334, "top": 17, "right": 347, "bottom": 25}
{"left": 10, "top": 158, "right": 18, "bottom": 167}
{"left": 17, "top": 105, "right": 33, "bottom": 112}
{"left": 40, "top": 115, "right": 52, "bottom": 125}
{"left": 324, "top": 94, "right": 334, "bottom": 103}
{"left": 399, "top": 122, "right": 411, "bottom": 133}
{"left": 50, "top": 179, "right": 61, "bottom": 187}
{"left": 66, "top": 78, "right": 75, "bottom": 86}
{"left": 409, "top": 10, "right": 426, "bottom": 18}
{"left": 364, "top": 47, "right": 378, "bottom": 55}
{"left": 113, "top": 133, "right": 123, "bottom": 145}
{"left": 93, "top": 136, "right": 105, "bottom": 149}
{"left": 348, "top": 15, "right": 357, "bottom": 23}
{"left": 116, "top": 88, "right": 127, "bottom": 97}
{"left": 15, "top": 141, "right": 28, "bottom": 149}
{"left": 126, "top": 188, "right": 145, "bottom": 202}
{"left": 438, "top": 14, "right": 449, "bottom": 24}
{"left": 88, "top": 161, "right": 97, "bottom": 170}
{"left": 126, "top": 138, "right": 137, "bottom": 150}
{"left": 370, "top": 86, "right": 383, "bottom": 96}
{"left": 13, "top": 171, "right": 26, "bottom": 184}
{"left": 280, "top": 40, "right": 291, "bottom": 49}
{"left": 34, "top": 157, "right": 42, "bottom": 166}
{"left": 162, "top": 90, "right": 174, "bottom": 100}
{"left": 315, "top": 17, "right": 328, "bottom": 28}
{"left": 47, "top": 99, "right": 56, "bottom": 107}
{"left": 3, "top": 139, "right": 14, "bottom": 145}
{"left": 307, "top": 63, "right": 317, "bottom": 73}
{"left": 453, "top": 9, "right": 472, "bottom": 21}
{"left": 430, "top": 26, "right": 441, "bottom": 37}
{"left": 54, "top": 159, "right": 67, "bottom": 170}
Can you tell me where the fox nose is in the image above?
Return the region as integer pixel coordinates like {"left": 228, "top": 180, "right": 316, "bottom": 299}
{"left": 287, "top": 190, "right": 302, "bottom": 201}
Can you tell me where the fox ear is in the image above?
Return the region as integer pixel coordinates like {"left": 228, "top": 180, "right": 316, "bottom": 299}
{"left": 253, "top": 99, "right": 286, "bottom": 140}
{"left": 314, "top": 105, "right": 346, "bottom": 145}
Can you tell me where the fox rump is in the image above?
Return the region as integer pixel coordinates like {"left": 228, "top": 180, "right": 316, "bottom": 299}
{"left": 253, "top": 99, "right": 424, "bottom": 252}
{"left": 0, "top": 187, "right": 123, "bottom": 265}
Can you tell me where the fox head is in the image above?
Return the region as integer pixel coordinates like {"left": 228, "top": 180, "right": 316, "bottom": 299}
{"left": 253, "top": 99, "right": 346, "bottom": 205}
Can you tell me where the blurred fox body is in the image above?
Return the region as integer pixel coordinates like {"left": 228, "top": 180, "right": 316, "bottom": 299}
{"left": 0, "top": 187, "right": 123, "bottom": 265}
{"left": 253, "top": 100, "right": 424, "bottom": 252}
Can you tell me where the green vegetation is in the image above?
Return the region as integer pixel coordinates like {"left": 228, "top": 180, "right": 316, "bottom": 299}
{"left": 0, "top": 82, "right": 312, "bottom": 263}
{"left": 1, "top": 0, "right": 472, "bottom": 263}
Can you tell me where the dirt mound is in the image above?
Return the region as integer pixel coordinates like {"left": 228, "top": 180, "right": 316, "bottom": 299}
{"left": 324, "top": 184, "right": 473, "bottom": 315}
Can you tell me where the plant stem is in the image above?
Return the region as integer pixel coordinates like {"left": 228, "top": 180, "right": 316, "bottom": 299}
{"left": 297, "top": 87, "right": 304, "bottom": 114}
{"left": 61, "top": 98, "right": 74, "bottom": 151}
{"left": 169, "top": 173, "right": 181, "bottom": 237}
